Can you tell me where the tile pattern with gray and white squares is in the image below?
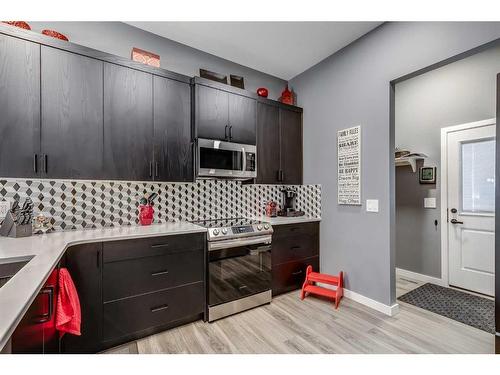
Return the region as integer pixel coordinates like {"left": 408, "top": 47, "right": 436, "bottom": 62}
{"left": 0, "top": 179, "right": 321, "bottom": 232}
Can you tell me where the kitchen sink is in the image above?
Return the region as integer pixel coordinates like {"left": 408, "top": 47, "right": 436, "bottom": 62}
{"left": 0, "top": 256, "right": 34, "bottom": 289}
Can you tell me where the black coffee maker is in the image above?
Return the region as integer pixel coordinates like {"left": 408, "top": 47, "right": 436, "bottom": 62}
{"left": 278, "top": 187, "right": 305, "bottom": 217}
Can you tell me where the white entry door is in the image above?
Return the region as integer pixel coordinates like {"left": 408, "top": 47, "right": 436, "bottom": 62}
{"left": 447, "top": 121, "right": 495, "bottom": 296}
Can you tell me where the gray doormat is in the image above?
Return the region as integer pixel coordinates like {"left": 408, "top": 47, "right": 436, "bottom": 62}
{"left": 398, "top": 283, "right": 494, "bottom": 334}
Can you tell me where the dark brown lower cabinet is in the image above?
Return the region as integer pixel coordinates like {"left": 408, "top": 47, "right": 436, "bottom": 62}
{"left": 272, "top": 222, "right": 320, "bottom": 296}
{"left": 103, "top": 282, "right": 204, "bottom": 343}
{"left": 62, "top": 243, "right": 103, "bottom": 354}
{"left": 61, "top": 233, "right": 205, "bottom": 353}
{"left": 11, "top": 269, "right": 59, "bottom": 354}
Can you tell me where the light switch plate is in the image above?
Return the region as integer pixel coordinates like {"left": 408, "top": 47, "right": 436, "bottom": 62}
{"left": 424, "top": 197, "right": 437, "bottom": 208}
{"left": 0, "top": 200, "right": 10, "bottom": 219}
{"left": 366, "top": 199, "right": 379, "bottom": 213}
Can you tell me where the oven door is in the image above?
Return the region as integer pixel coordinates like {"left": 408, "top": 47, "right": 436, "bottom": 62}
{"left": 197, "top": 138, "right": 256, "bottom": 179}
{"left": 208, "top": 235, "right": 271, "bottom": 307}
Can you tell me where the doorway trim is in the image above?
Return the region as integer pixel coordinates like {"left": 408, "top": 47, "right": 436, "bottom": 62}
{"left": 440, "top": 118, "right": 497, "bottom": 288}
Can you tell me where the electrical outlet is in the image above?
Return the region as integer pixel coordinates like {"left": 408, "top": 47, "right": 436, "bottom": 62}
{"left": 0, "top": 200, "right": 10, "bottom": 219}
{"left": 366, "top": 199, "right": 379, "bottom": 213}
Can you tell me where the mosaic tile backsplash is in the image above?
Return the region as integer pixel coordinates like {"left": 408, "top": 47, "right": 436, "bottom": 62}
{"left": 0, "top": 179, "right": 321, "bottom": 231}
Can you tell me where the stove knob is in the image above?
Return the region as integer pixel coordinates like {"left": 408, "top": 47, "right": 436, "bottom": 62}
{"left": 221, "top": 228, "right": 228, "bottom": 235}
{"left": 264, "top": 224, "right": 270, "bottom": 230}
{"left": 257, "top": 225, "right": 263, "bottom": 231}
{"left": 212, "top": 229, "right": 219, "bottom": 236}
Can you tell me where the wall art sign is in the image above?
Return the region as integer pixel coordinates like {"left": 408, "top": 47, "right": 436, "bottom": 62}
{"left": 337, "top": 125, "right": 361, "bottom": 205}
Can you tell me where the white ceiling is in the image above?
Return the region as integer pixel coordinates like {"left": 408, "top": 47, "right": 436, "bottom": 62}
{"left": 126, "top": 22, "right": 382, "bottom": 80}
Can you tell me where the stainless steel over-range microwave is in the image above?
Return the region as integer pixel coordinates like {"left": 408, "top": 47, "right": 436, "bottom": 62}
{"left": 197, "top": 138, "right": 257, "bottom": 180}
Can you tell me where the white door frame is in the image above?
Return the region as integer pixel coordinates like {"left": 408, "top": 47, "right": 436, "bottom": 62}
{"left": 440, "top": 118, "right": 496, "bottom": 288}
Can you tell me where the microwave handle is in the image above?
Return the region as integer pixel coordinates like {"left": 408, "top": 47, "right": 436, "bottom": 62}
{"left": 242, "top": 147, "right": 247, "bottom": 172}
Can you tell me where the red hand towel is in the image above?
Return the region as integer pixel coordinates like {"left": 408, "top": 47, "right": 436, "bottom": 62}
{"left": 56, "top": 268, "right": 81, "bottom": 337}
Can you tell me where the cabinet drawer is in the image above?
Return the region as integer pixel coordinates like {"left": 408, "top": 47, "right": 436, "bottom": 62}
{"left": 103, "top": 249, "right": 204, "bottom": 302}
{"left": 103, "top": 281, "right": 204, "bottom": 342}
{"left": 272, "top": 222, "right": 319, "bottom": 239}
{"left": 272, "top": 256, "right": 319, "bottom": 296}
{"left": 103, "top": 233, "right": 204, "bottom": 263}
{"left": 272, "top": 233, "right": 319, "bottom": 265}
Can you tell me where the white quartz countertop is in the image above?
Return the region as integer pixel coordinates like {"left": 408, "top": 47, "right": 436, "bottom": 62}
{"left": 0, "top": 222, "right": 206, "bottom": 351}
{"left": 254, "top": 216, "right": 321, "bottom": 226}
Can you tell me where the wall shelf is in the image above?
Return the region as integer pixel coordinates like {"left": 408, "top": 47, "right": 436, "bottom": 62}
{"left": 395, "top": 155, "right": 427, "bottom": 172}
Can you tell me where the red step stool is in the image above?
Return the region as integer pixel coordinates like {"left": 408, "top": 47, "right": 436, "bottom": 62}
{"left": 300, "top": 266, "right": 344, "bottom": 309}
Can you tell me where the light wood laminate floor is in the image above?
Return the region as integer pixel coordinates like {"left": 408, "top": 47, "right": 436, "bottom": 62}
{"left": 104, "top": 276, "right": 494, "bottom": 354}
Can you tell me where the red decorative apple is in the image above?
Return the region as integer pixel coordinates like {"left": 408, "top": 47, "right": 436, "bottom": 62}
{"left": 257, "top": 87, "right": 268, "bottom": 98}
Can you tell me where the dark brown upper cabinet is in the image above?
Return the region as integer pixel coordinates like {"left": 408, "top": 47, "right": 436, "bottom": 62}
{"left": 103, "top": 63, "right": 154, "bottom": 181}
{"left": 256, "top": 102, "right": 303, "bottom": 185}
{"left": 0, "top": 34, "right": 40, "bottom": 178}
{"left": 196, "top": 84, "right": 229, "bottom": 141}
{"left": 153, "top": 76, "right": 193, "bottom": 182}
{"left": 280, "top": 108, "right": 303, "bottom": 184}
{"left": 41, "top": 46, "right": 104, "bottom": 179}
{"left": 228, "top": 93, "right": 257, "bottom": 145}
{"left": 256, "top": 102, "right": 281, "bottom": 184}
{"left": 195, "top": 82, "right": 256, "bottom": 145}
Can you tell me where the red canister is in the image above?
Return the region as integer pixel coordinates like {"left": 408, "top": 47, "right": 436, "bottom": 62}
{"left": 139, "top": 204, "right": 154, "bottom": 226}
{"left": 265, "top": 201, "right": 278, "bottom": 217}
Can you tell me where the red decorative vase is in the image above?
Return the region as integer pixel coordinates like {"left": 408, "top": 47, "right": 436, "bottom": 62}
{"left": 42, "top": 29, "right": 69, "bottom": 42}
{"left": 2, "top": 21, "right": 31, "bottom": 30}
{"left": 280, "top": 85, "right": 293, "bottom": 105}
{"left": 139, "top": 204, "right": 154, "bottom": 226}
{"left": 257, "top": 87, "right": 268, "bottom": 98}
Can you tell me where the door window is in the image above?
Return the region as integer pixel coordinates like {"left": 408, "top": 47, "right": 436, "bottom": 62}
{"left": 461, "top": 138, "right": 495, "bottom": 213}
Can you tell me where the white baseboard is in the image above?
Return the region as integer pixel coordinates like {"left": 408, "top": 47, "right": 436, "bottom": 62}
{"left": 396, "top": 267, "right": 446, "bottom": 287}
{"left": 343, "top": 288, "right": 399, "bottom": 316}
{"left": 316, "top": 282, "right": 399, "bottom": 316}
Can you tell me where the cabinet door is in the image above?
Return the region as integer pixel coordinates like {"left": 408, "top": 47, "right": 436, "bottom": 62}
{"left": 280, "top": 108, "right": 303, "bottom": 184}
{"left": 196, "top": 84, "right": 228, "bottom": 141}
{"left": 103, "top": 63, "right": 153, "bottom": 181}
{"left": 256, "top": 102, "right": 280, "bottom": 183}
{"left": 11, "top": 269, "right": 58, "bottom": 354}
{"left": 153, "top": 76, "right": 193, "bottom": 182}
{"left": 0, "top": 34, "right": 40, "bottom": 178}
{"left": 63, "top": 243, "right": 103, "bottom": 353}
{"left": 41, "top": 47, "right": 103, "bottom": 179}
{"left": 228, "top": 93, "right": 256, "bottom": 145}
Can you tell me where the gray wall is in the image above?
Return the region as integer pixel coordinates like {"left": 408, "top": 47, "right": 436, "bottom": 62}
{"left": 289, "top": 22, "right": 500, "bottom": 306}
{"left": 28, "top": 22, "right": 286, "bottom": 100}
{"left": 395, "top": 45, "right": 500, "bottom": 278}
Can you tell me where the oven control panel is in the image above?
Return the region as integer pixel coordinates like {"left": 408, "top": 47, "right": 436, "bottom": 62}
{"left": 232, "top": 225, "right": 254, "bottom": 234}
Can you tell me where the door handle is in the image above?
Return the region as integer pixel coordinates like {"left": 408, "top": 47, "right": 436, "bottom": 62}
{"left": 155, "top": 162, "right": 159, "bottom": 178}
{"left": 43, "top": 154, "right": 48, "bottom": 174}
{"left": 291, "top": 270, "right": 303, "bottom": 276}
{"left": 224, "top": 125, "right": 228, "bottom": 140}
{"left": 149, "top": 161, "right": 153, "bottom": 178}
{"left": 242, "top": 147, "right": 247, "bottom": 172}
{"left": 33, "top": 154, "right": 38, "bottom": 174}
{"left": 33, "top": 287, "right": 54, "bottom": 323}
{"left": 450, "top": 219, "right": 464, "bottom": 225}
{"left": 229, "top": 125, "right": 233, "bottom": 140}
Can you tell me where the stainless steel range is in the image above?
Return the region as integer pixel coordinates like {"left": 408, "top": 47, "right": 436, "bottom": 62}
{"left": 191, "top": 218, "right": 273, "bottom": 322}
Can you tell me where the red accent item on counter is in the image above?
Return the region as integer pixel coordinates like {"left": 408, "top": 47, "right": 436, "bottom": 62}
{"left": 56, "top": 268, "right": 81, "bottom": 337}
{"left": 257, "top": 87, "right": 268, "bottom": 98}
{"left": 265, "top": 201, "right": 277, "bottom": 217}
{"left": 139, "top": 204, "right": 154, "bottom": 226}
{"left": 42, "top": 29, "right": 69, "bottom": 41}
{"left": 300, "top": 266, "right": 344, "bottom": 309}
{"left": 280, "top": 85, "right": 293, "bottom": 105}
{"left": 2, "top": 21, "right": 31, "bottom": 30}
